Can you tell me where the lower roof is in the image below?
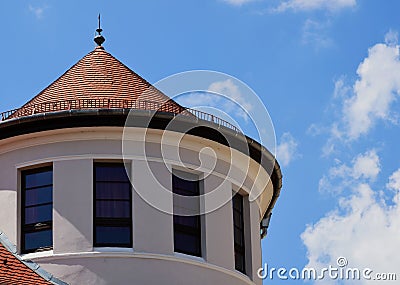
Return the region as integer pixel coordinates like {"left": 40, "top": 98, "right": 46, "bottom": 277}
{"left": 0, "top": 231, "right": 68, "bottom": 285}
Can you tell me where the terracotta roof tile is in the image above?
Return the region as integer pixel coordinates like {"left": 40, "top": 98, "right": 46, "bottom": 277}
{"left": 15, "top": 46, "right": 184, "bottom": 117}
{"left": 0, "top": 243, "right": 54, "bottom": 284}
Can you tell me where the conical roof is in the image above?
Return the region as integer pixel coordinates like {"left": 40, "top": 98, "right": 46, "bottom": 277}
{"left": 13, "top": 46, "right": 184, "bottom": 117}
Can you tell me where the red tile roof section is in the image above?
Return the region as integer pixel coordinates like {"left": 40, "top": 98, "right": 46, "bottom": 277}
{"left": 1, "top": 46, "right": 238, "bottom": 132}
{"left": 0, "top": 243, "right": 53, "bottom": 284}
{"left": 17, "top": 46, "right": 184, "bottom": 115}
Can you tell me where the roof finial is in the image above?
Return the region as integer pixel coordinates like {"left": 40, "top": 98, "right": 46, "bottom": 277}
{"left": 94, "top": 14, "right": 105, "bottom": 47}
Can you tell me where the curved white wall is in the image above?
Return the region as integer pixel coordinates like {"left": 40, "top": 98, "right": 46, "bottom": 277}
{"left": 0, "top": 127, "right": 273, "bottom": 285}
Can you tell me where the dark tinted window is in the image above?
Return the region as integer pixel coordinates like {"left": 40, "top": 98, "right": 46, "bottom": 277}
{"left": 25, "top": 170, "right": 52, "bottom": 189}
{"left": 233, "top": 194, "right": 246, "bottom": 274}
{"left": 173, "top": 173, "right": 201, "bottom": 257}
{"left": 24, "top": 230, "right": 52, "bottom": 252}
{"left": 25, "top": 186, "right": 52, "bottom": 206}
{"left": 95, "top": 201, "right": 131, "bottom": 218}
{"left": 25, "top": 204, "right": 53, "bottom": 224}
{"left": 95, "top": 183, "right": 130, "bottom": 199}
{"left": 95, "top": 226, "right": 131, "bottom": 245}
{"left": 94, "top": 163, "right": 132, "bottom": 247}
{"left": 22, "top": 166, "right": 53, "bottom": 253}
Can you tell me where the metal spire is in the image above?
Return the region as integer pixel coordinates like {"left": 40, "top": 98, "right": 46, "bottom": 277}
{"left": 94, "top": 14, "right": 105, "bottom": 46}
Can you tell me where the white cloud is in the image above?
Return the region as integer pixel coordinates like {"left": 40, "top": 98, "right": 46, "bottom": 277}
{"left": 29, "top": 4, "right": 47, "bottom": 19}
{"left": 305, "top": 31, "right": 400, "bottom": 284}
{"left": 274, "top": 0, "right": 356, "bottom": 12}
{"left": 208, "top": 79, "right": 253, "bottom": 112}
{"left": 174, "top": 84, "right": 250, "bottom": 127}
{"left": 387, "top": 168, "right": 400, "bottom": 191}
{"left": 175, "top": 92, "right": 216, "bottom": 107}
{"left": 339, "top": 31, "right": 400, "bottom": 140}
{"left": 351, "top": 150, "right": 380, "bottom": 180}
{"left": 320, "top": 31, "right": 400, "bottom": 151}
{"left": 208, "top": 79, "right": 252, "bottom": 121}
{"left": 175, "top": 91, "right": 241, "bottom": 128}
{"left": 222, "top": 0, "right": 257, "bottom": 6}
{"left": 319, "top": 149, "right": 380, "bottom": 194}
{"left": 303, "top": 165, "right": 400, "bottom": 284}
{"left": 276, "top": 132, "right": 299, "bottom": 166}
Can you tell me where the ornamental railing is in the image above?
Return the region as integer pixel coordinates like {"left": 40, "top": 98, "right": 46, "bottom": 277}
{"left": 0, "top": 98, "right": 240, "bottom": 133}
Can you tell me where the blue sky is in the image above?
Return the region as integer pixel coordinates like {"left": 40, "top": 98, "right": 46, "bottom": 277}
{"left": 1, "top": 1, "right": 400, "bottom": 284}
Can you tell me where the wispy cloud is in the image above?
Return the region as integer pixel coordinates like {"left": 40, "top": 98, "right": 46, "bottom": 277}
{"left": 176, "top": 92, "right": 216, "bottom": 107}
{"left": 174, "top": 79, "right": 253, "bottom": 126}
{"left": 208, "top": 79, "right": 253, "bottom": 111}
{"left": 208, "top": 79, "right": 252, "bottom": 121}
{"left": 221, "top": 0, "right": 257, "bottom": 6}
{"left": 276, "top": 132, "right": 299, "bottom": 167}
{"left": 302, "top": 19, "right": 333, "bottom": 49}
{"left": 332, "top": 76, "right": 351, "bottom": 99}
{"left": 29, "top": 4, "right": 47, "bottom": 19}
{"left": 273, "top": 0, "right": 356, "bottom": 13}
{"left": 319, "top": 149, "right": 380, "bottom": 194}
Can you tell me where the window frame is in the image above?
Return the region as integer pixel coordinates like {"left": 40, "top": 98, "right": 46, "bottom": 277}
{"left": 21, "top": 166, "right": 53, "bottom": 254}
{"left": 232, "top": 193, "right": 246, "bottom": 275}
{"left": 93, "top": 162, "right": 133, "bottom": 248}
{"left": 172, "top": 171, "right": 202, "bottom": 257}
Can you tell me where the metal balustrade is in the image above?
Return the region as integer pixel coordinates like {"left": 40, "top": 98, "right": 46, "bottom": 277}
{"left": 0, "top": 98, "right": 240, "bottom": 133}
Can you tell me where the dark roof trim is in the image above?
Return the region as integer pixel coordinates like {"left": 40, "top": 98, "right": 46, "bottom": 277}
{"left": 0, "top": 109, "right": 282, "bottom": 218}
{"left": 0, "top": 231, "right": 68, "bottom": 285}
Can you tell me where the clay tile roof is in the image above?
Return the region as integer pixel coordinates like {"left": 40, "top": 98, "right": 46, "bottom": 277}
{"left": 0, "top": 244, "right": 51, "bottom": 284}
{"left": 12, "top": 46, "right": 184, "bottom": 118}
{"left": 0, "top": 233, "right": 67, "bottom": 285}
{"left": 0, "top": 243, "right": 63, "bottom": 285}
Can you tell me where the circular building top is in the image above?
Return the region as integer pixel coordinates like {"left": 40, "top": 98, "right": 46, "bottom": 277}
{"left": 0, "top": 35, "right": 282, "bottom": 223}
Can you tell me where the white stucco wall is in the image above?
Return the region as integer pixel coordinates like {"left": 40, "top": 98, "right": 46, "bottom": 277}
{"left": 132, "top": 160, "right": 174, "bottom": 254}
{"left": 203, "top": 173, "right": 235, "bottom": 269}
{"left": 0, "top": 126, "right": 271, "bottom": 285}
{"left": 37, "top": 253, "right": 256, "bottom": 285}
{"left": 54, "top": 159, "right": 93, "bottom": 254}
